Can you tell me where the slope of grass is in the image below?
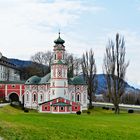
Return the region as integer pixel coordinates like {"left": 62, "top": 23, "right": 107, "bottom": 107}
{"left": 0, "top": 106, "right": 140, "bottom": 140}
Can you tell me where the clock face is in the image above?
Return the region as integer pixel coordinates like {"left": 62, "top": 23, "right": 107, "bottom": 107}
{"left": 0, "top": 52, "right": 2, "bottom": 59}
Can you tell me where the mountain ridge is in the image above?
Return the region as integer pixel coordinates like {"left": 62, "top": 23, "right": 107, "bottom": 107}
{"left": 9, "top": 58, "right": 140, "bottom": 94}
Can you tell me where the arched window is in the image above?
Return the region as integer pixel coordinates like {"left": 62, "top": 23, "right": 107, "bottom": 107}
{"left": 72, "top": 94, "right": 74, "bottom": 101}
{"left": 52, "top": 82, "right": 55, "bottom": 86}
{"left": 52, "top": 90, "right": 55, "bottom": 95}
{"left": 33, "top": 94, "right": 36, "bottom": 102}
{"left": 64, "top": 82, "right": 66, "bottom": 87}
{"left": 84, "top": 94, "right": 86, "bottom": 103}
{"left": 48, "top": 93, "right": 50, "bottom": 100}
{"left": 58, "top": 69, "right": 62, "bottom": 77}
{"left": 26, "top": 93, "right": 29, "bottom": 101}
{"left": 55, "top": 54, "right": 57, "bottom": 60}
{"left": 76, "top": 94, "right": 80, "bottom": 102}
{"left": 64, "top": 89, "right": 66, "bottom": 95}
{"left": 40, "top": 94, "right": 43, "bottom": 102}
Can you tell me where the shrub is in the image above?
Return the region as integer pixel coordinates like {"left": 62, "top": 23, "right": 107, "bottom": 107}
{"left": 24, "top": 109, "right": 29, "bottom": 113}
{"left": 112, "top": 108, "right": 115, "bottom": 111}
{"left": 76, "top": 111, "right": 81, "bottom": 115}
{"left": 87, "top": 110, "right": 91, "bottom": 115}
{"left": 105, "top": 107, "right": 109, "bottom": 110}
{"left": 82, "top": 110, "right": 87, "bottom": 113}
{"left": 128, "top": 109, "right": 134, "bottom": 113}
{"left": 102, "top": 107, "right": 109, "bottom": 110}
{"left": 22, "top": 107, "right": 25, "bottom": 110}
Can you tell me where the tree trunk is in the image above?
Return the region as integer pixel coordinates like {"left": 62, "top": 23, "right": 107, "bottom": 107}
{"left": 114, "top": 104, "right": 120, "bottom": 114}
{"left": 89, "top": 100, "right": 93, "bottom": 109}
{"left": 88, "top": 90, "right": 93, "bottom": 109}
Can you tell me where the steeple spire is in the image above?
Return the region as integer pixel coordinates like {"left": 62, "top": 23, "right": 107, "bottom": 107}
{"left": 58, "top": 29, "right": 60, "bottom": 38}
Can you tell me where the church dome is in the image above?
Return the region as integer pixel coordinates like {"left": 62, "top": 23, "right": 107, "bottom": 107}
{"left": 70, "top": 76, "right": 86, "bottom": 85}
{"left": 25, "top": 75, "right": 41, "bottom": 85}
{"left": 39, "top": 73, "right": 51, "bottom": 84}
{"left": 54, "top": 32, "right": 65, "bottom": 44}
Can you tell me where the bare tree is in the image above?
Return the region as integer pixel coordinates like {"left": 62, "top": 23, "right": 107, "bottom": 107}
{"left": 65, "top": 52, "right": 81, "bottom": 77}
{"left": 74, "top": 58, "right": 81, "bottom": 76}
{"left": 43, "top": 51, "right": 53, "bottom": 73}
{"left": 121, "top": 93, "right": 136, "bottom": 105}
{"left": 31, "top": 51, "right": 53, "bottom": 75}
{"left": 65, "top": 53, "right": 74, "bottom": 78}
{"left": 103, "top": 33, "right": 129, "bottom": 114}
{"left": 81, "top": 49, "right": 97, "bottom": 109}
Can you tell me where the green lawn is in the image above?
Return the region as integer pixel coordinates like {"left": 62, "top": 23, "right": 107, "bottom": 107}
{"left": 0, "top": 106, "right": 140, "bottom": 140}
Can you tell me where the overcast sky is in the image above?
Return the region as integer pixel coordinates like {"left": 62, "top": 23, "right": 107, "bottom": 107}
{"left": 0, "top": 0, "right": 140, "bottom": 88}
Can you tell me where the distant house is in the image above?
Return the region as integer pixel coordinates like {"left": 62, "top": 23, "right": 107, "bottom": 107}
{"left": 24, "top": 33, "right": 88, "bottom": 113}
{"left": 0, "top": 52, "right": 22, "bottom": 100}
{"left": 0, "top": 52, "right": 20, "bottom": 81}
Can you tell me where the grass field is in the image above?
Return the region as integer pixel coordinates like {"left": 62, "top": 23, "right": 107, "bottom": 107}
{"left": 0, "top": 106, "right": 140, "bottom": 140}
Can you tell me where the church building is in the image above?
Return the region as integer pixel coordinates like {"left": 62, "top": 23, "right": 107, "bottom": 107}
{"left": 24, "top": 33, "right": 88, "bottom": 113}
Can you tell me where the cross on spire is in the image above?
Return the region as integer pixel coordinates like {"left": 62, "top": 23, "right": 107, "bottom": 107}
{"left": 58, "top": 29, "right": 60, "bottom": 38}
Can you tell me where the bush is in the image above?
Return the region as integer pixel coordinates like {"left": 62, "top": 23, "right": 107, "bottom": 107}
{"left": 82, "top": 110, "right": 87, "bottom": 113}
{"left": 102, "top": 107, "right": 109, "bottom": 110}
{"left": 22, "top": 107, "right": 25, "bottom": 110}
{"left": 112, "top": 108, "right": 115, "bottom": 111}
{"left": 105, "top": 107, "right": 109, "bottom": 110}
{"left": 24, "top": 109, "right": 29, "bottom": 113}
{"left": 76, "top": 111, "right": 81, "bottom": 115}
{"left": 87, "top": 110, "right": 91, "bottom": 115}
{"left": 128, "top": 109, "right": 134, "bottom": 113}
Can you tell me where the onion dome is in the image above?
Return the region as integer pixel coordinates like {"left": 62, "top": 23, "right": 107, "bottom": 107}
{"left": 39, "top": 73, "right": 51, "bottom": 84}
{"left": 54, "top": 32, "right": 65, "bottom": 44}
{"left": 25, "top": 75, "right": 41, "bottom": 85}
{"left": 69, "top": 76, "right": 86, "bottom": 85}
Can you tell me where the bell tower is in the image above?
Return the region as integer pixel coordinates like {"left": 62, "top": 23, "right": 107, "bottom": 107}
{"left": 50, "top": 32, "right": 68, "bottom": 100}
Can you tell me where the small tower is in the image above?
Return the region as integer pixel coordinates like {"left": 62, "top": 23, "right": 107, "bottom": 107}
{"left": 50, "top": 32, "right": 68, "bottom": 100}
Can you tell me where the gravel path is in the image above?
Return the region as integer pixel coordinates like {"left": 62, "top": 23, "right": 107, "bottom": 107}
{"left": 0, "top": 103, "right": 10, "bottom": 107}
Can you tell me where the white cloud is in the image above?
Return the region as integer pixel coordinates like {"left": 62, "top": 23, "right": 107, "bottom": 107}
{"left": 0, "top": 0, "right": 104, "bottom": 59}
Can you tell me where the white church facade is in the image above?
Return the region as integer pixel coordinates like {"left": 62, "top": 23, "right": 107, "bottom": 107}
{"left": 24, "top": 33, "right": 88, "bottom": 113}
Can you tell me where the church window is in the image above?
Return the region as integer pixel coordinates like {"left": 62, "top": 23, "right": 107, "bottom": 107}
{"left": 72, "top": 94, "right": 74, "bottom": 101}
{"left": 63, "top": 54, "right": 64, "bottom": 59}
{"left": 60, "top": 106, "right": 64, "bottom": 110}
{"left": 64, "top": 89, "right": 66, "bottom": 95}
{"left": 52, "top": 82, "right": 55, "bottom": 86}
{"left": 64, "top": 82, "right": 66, "bottom": 87}
{"left": 58, "top": 52, "right": 62, "bottom": 59}
{"left": 12, "top": 85, "right": 15, "bottom": 88}
{"left": 48, "top": 93, "right": 50, "bottom": 100}
{"left": 76, "top": 87, "right": 80, "bottom": 90}
{"left": 40, "top": 94, "right": 43, "bottom": 102}
{"left": 63, "top": 69, "right": 65, "bottom": 77}
{"left": 52, "top": 90, "right": 55, "bottom": 95}
{"left": 76, "top": 94, "right": 80, "bottom": 102}
{"left": 33, "top": 94, "right": 36, "bottom": 102}
{"left": 55, "top": 54, "right": 57, "bottom": 60}
{"left": 26, "top": 93, "right": 29, "bottom": 101}
{"left": 84, "top": 94, "right": 86, "bottom": 103}
{"left": 53, "top": 69, "right": 56, "bottom": 77}
{"left": 58, "top": 69, "right": 62, "bottom": 77}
